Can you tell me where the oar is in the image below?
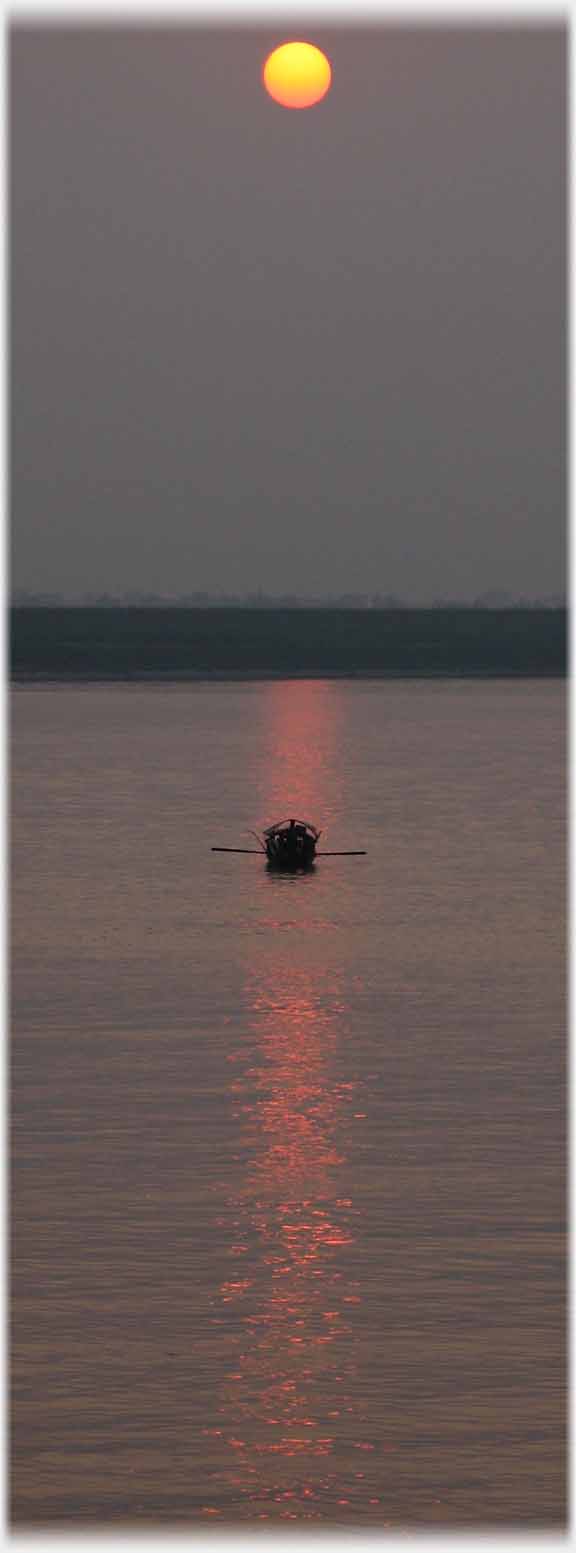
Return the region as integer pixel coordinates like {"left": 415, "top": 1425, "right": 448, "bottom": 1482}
{"left": 211, "top": 847, "right": 264, "bottom": 854}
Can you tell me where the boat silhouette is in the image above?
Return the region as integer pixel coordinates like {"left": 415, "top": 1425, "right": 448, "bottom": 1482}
{"left": 212, "top": 818, "right": 366, "bottom": 869}
{"left": 262, "top": 817, "right": 320, "bottom": 869}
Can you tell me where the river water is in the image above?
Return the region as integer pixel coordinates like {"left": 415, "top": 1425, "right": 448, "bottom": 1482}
{"left": 11, "top": 678, "right": 566, "bottom": 1529}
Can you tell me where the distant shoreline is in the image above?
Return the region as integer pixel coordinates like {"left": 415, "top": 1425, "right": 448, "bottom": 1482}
{"left": 11, "top": 668, "right": 566, "bottom": 685}
{"left": 10, "top": 607, "right": 567, "bottom": 681}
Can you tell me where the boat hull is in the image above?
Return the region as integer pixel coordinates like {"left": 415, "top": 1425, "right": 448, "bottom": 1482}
{"left": 265, "top": 839, "right": 317, "bottom": 870}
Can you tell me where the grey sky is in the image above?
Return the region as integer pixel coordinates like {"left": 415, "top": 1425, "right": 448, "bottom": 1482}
{"left": 11, "top": 22, "right": 565, "bottom": 599}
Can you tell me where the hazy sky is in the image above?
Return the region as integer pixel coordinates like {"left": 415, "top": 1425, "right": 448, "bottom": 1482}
{"left": 11, "top": 22, "right": 565, "bottom": 598}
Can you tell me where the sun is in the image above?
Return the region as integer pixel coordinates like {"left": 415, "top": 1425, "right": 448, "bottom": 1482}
{"left": 262, "top": 41, "right": 332, "bottom": 110}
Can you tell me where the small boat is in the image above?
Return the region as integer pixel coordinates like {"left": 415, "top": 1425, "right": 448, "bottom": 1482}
{"left": 211, "top": 822, "right": 365, "bottom": 865}
{"left": 262, "top": 817, "right": 320, "bottom": 870}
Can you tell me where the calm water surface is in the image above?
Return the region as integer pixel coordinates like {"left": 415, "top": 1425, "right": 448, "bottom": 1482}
{"left": 11, "top": 679, "right": 566, "bottom": 1528}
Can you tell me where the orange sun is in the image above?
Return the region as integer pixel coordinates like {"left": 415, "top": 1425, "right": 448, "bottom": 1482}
{"left": 263, "top": 41, "right": 332, "bottom": 110}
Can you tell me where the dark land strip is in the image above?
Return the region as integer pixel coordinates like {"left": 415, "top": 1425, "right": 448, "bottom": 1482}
{"left": 11, "top": 608, "right": 567, "bottom": 681}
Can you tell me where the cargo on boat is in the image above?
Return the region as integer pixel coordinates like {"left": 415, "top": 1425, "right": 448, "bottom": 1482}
{"left": 262, "top": 818, "right": 320, "bottom": 869}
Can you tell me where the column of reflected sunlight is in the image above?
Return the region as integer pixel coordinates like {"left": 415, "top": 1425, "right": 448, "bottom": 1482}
{"left": 201, "top": 680, "right": 379, "bottom": 1523}
{"left": 254, "top": 678, "right": 343, "bottom": 837}
{"left": 209, "top": 962, "right": 367, "bottom": 1521}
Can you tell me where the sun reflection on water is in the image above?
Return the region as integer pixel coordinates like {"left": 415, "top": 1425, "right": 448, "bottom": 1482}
{"left": 253, "top": 677, "right": 343, "bottom": 834}
{"left": 203, "top": 681, "right": 376, "bottom": 1522}
{"left": 208, "top": 966, "right": 368, "bottom": 1520}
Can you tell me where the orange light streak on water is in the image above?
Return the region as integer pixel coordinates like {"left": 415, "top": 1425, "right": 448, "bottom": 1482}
{"left": 201, "top": 677, "right": 379, "bottom": 1521}
{"left": 254, "top": 678, "right": 343, "bottom": 835}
